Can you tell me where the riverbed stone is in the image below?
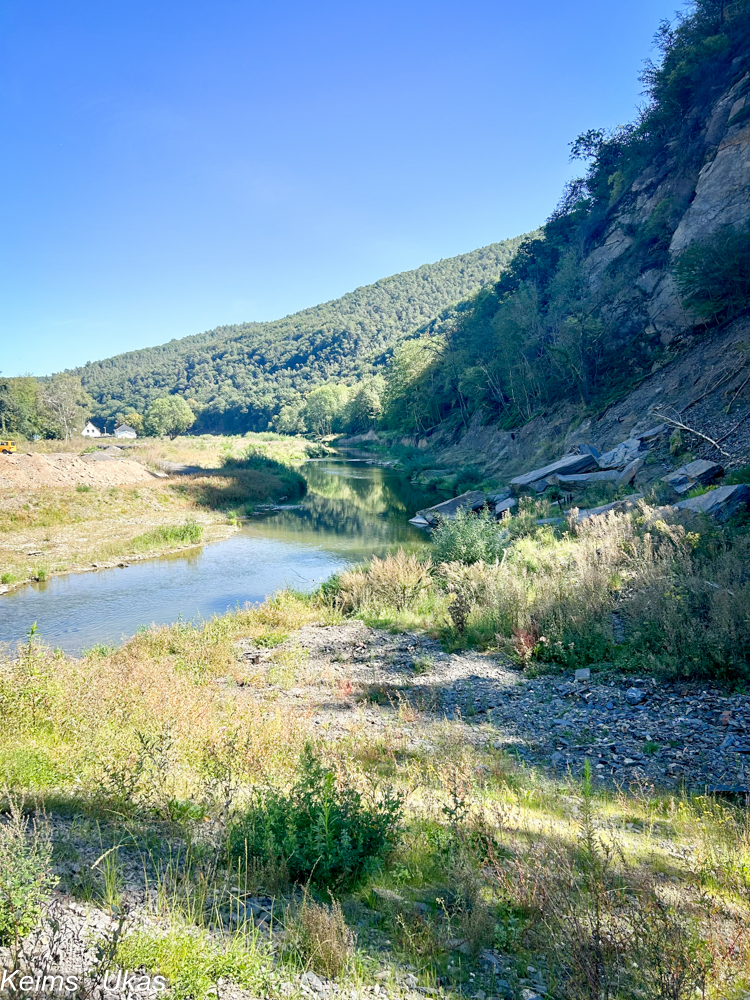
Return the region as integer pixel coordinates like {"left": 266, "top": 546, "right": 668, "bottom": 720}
{"left": 626, "top": 687, "right": 645, "bottom": 705}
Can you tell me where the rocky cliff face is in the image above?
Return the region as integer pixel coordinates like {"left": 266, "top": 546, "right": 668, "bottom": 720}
{"left": 425, "top": 65, "right": 750, "bottom": 480}
{"left": 585, "top": 66, "right": 750, "bottom": 347}
{"left": 427, "top": 311, "right": 750, "bottom": 479}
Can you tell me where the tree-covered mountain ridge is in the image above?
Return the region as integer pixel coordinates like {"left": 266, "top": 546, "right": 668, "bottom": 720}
{"left": 73, "top": 238, "right": 527, "bottom": 433}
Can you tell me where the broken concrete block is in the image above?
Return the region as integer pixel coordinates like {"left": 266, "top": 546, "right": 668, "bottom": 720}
{"left": 663, "top": 459, "right": 724, "bottom": 494}
{"left": 416, "top": 490, "right": 486, "bottom": 525}
{"left": 675, "top": 484, "right": 750, "bottom": 523}
{"left": 618, "top": 456, "right": 645, "bottom": 485}
{"left": 510, "top": 454, "right": 598, "bottom": 489}
{"left": 555, "top": 470, "right": 620, "bottom": 485}
{"left": 596, "top": 439, "right": 645, "bottom": 470}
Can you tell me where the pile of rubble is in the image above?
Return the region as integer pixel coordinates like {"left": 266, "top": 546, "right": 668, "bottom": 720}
{"left": 409, "top": 422, "right": 750, "bottom": 526}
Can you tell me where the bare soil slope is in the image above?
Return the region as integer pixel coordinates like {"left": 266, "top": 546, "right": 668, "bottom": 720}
{"left": 0, "top": 451, "right": 158, "bottom": 489}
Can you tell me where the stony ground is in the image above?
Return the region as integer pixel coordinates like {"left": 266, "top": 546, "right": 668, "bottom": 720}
{"left": 6, "top": 622, "right": 745, "bottom": 1000}
{"left": 16, "top": 806, "right": 544, "bottom": 1000}
{"left": 237, "top": 623, "right": 748, "bottom": 795}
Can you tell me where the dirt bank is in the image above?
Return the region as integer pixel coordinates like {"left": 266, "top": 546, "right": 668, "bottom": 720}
{"left": 0, "top": 451, "right": 159, "bottom": 489}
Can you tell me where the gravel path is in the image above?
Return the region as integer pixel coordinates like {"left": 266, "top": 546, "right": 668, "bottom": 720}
{"left": 239, "top": 623, "right": 749, "bottom": 794}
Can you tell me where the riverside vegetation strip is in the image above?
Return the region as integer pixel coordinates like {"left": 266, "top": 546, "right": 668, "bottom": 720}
{"left": 4, "top": 488, "right": 750, "bottom": 998}
{"left": 0, "top": 433, "right": 317, "bottom": 591}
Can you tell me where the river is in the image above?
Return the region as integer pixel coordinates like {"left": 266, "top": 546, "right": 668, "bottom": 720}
{"left": 0, "top": 456, "right": 438, "bottom": 655}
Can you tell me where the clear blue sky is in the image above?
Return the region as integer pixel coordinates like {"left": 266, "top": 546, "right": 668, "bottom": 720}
{"left": 1, "top": 0, "right": 681, "bottom": 376}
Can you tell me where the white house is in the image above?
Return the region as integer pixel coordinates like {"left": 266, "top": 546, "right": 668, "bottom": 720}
{"left": 81, "top": 421, "right": 102, "bottom": 438}
{"left": 114, "top": 424, "right": 138, "bottom": 439}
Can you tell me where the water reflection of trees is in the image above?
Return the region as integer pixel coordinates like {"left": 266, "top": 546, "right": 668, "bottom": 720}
{"left": 303, "top": 463, "right": 438, "bottom": 519}
{"left": 268, "top": 497, "right": 423, "bottom": 546}
{"left": 245, "top": 461, "right": 439, "bottom": 553}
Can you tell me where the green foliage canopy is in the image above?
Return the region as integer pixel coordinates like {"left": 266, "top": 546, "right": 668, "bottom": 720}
{"left": 144, "top": 396, "right": 195, "bottom": 438}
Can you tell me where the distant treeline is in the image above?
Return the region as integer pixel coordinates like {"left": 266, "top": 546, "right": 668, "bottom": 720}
{"left": 70, "top": 240, "right": 527, "bottom": 435}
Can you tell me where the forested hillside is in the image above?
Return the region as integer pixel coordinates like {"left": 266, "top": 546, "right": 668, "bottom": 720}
{"left": 382, "top": 0, "right": 750, "bottom": 440}
{"left": 75, "top": 239, "right": 526, "bottom": 434}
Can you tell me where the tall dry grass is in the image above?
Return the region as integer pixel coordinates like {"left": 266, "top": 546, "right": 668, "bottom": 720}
{"left": 332, "top": 504, "right": 750, "bottom": 678}
{"left": 0, "top": 593, "right": 333, "bottom": 802}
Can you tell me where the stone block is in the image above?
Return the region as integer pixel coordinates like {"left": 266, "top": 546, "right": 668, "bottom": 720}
{"left": 675, "top": 484, "right": 750, "bottom": 522}
{"left": 556, "top": 470, "right": 620, "bottom": 484}
{"left": 416, "top": 490, "right": 486, "bottom": 525}
{"left": 596, "top": 439, "right": 644, "bottom": 470}
{"left": 663, "top": 459, "right": 723, "bottom": 494}
{"left": 510, "top": 453, "right": 598, "bottom": 488}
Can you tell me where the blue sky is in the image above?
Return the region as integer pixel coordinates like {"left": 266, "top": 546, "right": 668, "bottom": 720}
{"left": 2, "top": 0, "right": 681, "bottom": 376}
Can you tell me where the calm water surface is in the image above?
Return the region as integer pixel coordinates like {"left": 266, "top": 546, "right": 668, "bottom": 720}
{"left": 0, "top": 457, "right": 437, "bottom": 655}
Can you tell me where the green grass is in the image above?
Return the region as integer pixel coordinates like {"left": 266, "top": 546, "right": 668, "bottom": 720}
{"left": 116, "top": 925, "right": 274, "bottom": 1000}
{"left": 130, "top": 519, "right": 203, "bottom": 551}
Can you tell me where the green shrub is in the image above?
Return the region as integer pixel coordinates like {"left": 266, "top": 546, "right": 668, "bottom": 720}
{"left": 0, "top": 799, "right": 55, "bottom": 947}
{"left": 673, "top": 222, "right": 750, "bottom": 324}
{"left": 225, "top": 448, "right": 307, "bottom": 502}
{"left": 75, "top": 483, "right": 93, "bottom": 492}
{"left": 431, "top": 508, "right": 508, "bottom": 564}
{"left": 228, "top": 744, "right": 402, "bottom": 890}
{"left": 188, "top": 449, "right": 307, "bottom": 510}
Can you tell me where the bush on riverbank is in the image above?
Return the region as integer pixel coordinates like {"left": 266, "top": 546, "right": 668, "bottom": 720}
{"left": 330, "top": 504, "right": 750, "bottom": 682}
{"left": 183, "top": 448, "right": 307, "bottom": 513}
{"left": 228, "top": 743, "right": 402, "bottom": 890}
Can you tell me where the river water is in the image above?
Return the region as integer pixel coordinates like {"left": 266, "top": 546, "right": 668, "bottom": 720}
{"left": 0, "top": 456, "right": 437, "bottom": 655}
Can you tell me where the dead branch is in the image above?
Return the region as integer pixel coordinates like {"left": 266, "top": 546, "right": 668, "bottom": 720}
{"left": 683, "top": 361, "right": 746, "bottom": 413}
{"left": 717, "top": 405, "right": 750, "bottom": 445}
{"left": 725, "top": 370, "right": 750, "bottom": 415}
{"left": 649, "top": 406, "right": 732, "bottom": 459}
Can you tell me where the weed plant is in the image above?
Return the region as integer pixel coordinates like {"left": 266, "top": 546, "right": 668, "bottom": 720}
{"left": 228, "top": 744, "right": 402, "bottom": 890}
{"left": 0, "top": 798, "right": 54, "bottom": 948}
